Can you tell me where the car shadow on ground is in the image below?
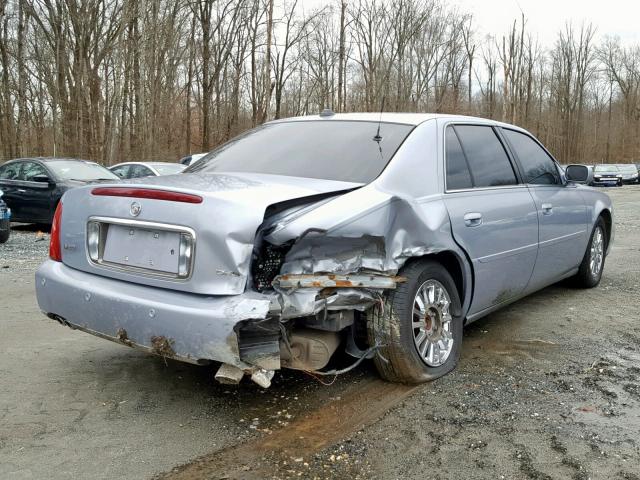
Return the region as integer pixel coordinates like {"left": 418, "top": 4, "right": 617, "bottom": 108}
{"left": 10, "top": 222, "right": 51, "bottom": 233}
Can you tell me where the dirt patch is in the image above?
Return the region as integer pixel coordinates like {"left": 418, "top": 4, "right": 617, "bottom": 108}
{"left": 156, "top": 378, "right": 418, "bottom": 479}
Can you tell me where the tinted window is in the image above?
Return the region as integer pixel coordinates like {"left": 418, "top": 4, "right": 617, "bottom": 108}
{"left": 22, "top": 162, "right": 48, "bottom": 181}
{"left": 503, "top": 129, "right": 559, "bottom": 185}
{"left": 445, "top": 127, "right": 472, "bottom": 190}
{"left": 454, "top": 125, "right": 517, "bottom": 187}
{"left": 188, "top": 121, "right": 414, "bottom": 183}
{"left": 111, "top": 165, "right": 131, "bottom": 178}
{"left": 0, "top": 162, "right": 23, "bottom": 180}
{"left": 129, "top": 165, "right": 154, "bottom": 178}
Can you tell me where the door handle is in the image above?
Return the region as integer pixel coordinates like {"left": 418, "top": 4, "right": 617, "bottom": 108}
{"left": 541, "top": 203, "right": 553, "bottom": 215}
{"left": 17, "top": 189, "right": 26, "bottom": 193}
{"left": 463, "top": 212, "right": 483, "bottom": 227}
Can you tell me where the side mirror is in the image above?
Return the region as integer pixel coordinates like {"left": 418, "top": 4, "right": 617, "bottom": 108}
{"left": 565, "top": 165, "right": 592, "bottom": 184}
{"left": 32, "top": 174, "right": 54, "bottom": 185}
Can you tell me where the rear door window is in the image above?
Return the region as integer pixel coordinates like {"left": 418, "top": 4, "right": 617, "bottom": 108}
{"left": 454, "top": 125, "right": 517, "bottom": 188}
{"left": 502, "top": 129, "right": 560, "bottom": 185}
{"left": 129, "top": 165, "right": 154, "bottom": 178}
{"left": 0, "top": 162, "right": 23, "bottom": 180}
{"left": 111, "top": 165, "right": 131, "bottom": 179}
{"left": 445, "top": 127, "right": 473, "bottom": 190}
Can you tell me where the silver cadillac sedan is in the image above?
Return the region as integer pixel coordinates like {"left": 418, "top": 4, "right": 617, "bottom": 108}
{"left": 35, "top": 113, "right": 613, "bottom": 387}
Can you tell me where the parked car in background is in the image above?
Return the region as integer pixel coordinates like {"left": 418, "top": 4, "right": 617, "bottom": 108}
{"left": 35, "top": 113, "right": 614, "bottom": 389}
{"left": 109, "top": 162, "right": 186, "bottom": 179}
{"left": 591, "top": 164, "right": 623, "bottom": 187}
{"left": 179, "top": 153, "right": 207, "bottom": 166}
{"left": 0, "top": 158, "right": 119, "bottom": 224}
{"left": 615, "top": 164, "right": 639, "bottom": 184}
{"left": 0, "top": 189, "right": 10, "bottom": 243}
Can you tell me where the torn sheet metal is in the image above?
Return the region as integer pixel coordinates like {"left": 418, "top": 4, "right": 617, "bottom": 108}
{"left": 276, "top": 287, "right": 380, "bottom": 319}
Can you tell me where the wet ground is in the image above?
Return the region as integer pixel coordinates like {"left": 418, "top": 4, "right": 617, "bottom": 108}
{"left": 1, "top": 187, "right": 639, "bottom": 479}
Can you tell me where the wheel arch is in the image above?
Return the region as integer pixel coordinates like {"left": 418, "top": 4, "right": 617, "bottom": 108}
{"left": 403, "top": 249, "right": 473, "bottom": 321}
{"left": 598, "top": 208, "right": 612, "bottom": 248}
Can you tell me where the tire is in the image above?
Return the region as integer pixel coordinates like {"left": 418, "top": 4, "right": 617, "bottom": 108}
{"left": 367, "top": 259, "right": 463, "bottom": 384}
{"left": 0, "top": 220, "right": 9, "bottom": 244}
{"left": 573, "top": 217, "right": 607, "bottom": 288}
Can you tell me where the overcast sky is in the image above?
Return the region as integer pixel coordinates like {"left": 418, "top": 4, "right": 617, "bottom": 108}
{"left": 304, "top": 0, "right": 640, "bottom": 47}
{"left": 450, "top": 0, "right": 640, "bottom": 46}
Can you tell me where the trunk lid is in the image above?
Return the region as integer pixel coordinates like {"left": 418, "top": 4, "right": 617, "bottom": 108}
{"left": 59, "top": 172, "right": 360, "bottom": 295}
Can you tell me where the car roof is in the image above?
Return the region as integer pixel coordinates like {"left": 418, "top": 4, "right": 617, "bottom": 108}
{"left": 267, "top": 112, "right": 522, "bottom": 129}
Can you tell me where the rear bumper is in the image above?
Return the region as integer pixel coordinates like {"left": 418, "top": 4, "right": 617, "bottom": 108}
{"left": 35, "top": 260, "right": 274, "bottom": 368}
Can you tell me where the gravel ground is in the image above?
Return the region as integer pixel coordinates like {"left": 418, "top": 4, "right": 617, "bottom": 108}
{"left": 1, "top": 186, "right": 639, "bottom": 480}
{"left": 0, "top": 224, "right": 50, "bottom": 272}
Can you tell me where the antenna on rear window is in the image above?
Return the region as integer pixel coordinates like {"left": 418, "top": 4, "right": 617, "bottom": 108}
{"left": 373, "top": 96, "right": 386, "bottom": 143}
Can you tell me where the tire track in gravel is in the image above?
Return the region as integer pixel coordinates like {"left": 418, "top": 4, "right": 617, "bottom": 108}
{"left": 156, "top": 378, "right": 419, "bottom": 480}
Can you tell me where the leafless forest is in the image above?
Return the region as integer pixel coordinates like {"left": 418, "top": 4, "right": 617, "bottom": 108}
{"left": 0, "top": 0, "right": 639, "bottom": 165}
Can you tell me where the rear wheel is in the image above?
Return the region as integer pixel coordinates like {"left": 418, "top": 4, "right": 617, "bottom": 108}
{"left": 573, "top": 217, "right": 606, "bottom": 288}
{"left": 368, "top": 259, "right": 463, "bottom": 383}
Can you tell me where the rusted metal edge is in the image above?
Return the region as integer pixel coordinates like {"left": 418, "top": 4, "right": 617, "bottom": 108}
{"left": 52, "top": 319, "right": 209, "bottom": 366}
{"left": 273, "top": 273, "right": 406, "bottom": 290}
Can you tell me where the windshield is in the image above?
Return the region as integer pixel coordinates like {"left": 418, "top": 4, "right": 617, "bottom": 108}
{"left": 186, "top": 121, "right": 414, "bottom": 183}
{"left": 48, "top": 160, "right": 119, "bottom": 181}
{"left": 153, "top": 163, "right": 186, "bottom": 175}
{"left": 617, "top": 165, "right": 637, "bottom": 173}
{"left": 594, "top": 165, "right": 619, "bottom": 173}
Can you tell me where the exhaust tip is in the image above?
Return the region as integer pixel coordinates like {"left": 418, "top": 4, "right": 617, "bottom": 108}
{"left": 47, "top": 312, "right": 68, "bottom": 326}
{"left": 214, "top": 363, "right": 245, "bottom": 385}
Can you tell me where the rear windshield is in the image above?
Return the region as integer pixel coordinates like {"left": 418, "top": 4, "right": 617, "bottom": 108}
{"left": 186, "top": 121, "right": 414, "bottom": 183}
{"left": 48, "top": 161, "right": 119, "bottom": 181}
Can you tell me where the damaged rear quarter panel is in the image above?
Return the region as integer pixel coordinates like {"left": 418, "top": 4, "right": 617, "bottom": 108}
{"left": 264, "top": 119, "right": 473, "bottom": 317}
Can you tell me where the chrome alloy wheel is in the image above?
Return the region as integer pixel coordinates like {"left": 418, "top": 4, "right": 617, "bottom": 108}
{"left": 412, "top": 280, "right": 454, "bottom": 367}
{"left": 590, "top": 226, "right": 604, "bottom": 277}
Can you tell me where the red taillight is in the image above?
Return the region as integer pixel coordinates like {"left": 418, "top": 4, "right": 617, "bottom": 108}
{"left": 49, "top": 202, "right": 63, "bottom": 261}
{"left": 91, "top": 187, "right": 203, "bottom": 204}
